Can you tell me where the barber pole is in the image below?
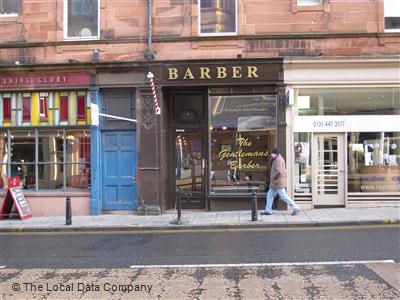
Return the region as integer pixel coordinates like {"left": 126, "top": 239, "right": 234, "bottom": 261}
{"left": 147, "top": 72, "right": 161, "bottom": 115}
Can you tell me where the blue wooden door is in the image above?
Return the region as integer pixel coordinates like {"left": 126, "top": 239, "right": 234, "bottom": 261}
{"left": 102, "top": 131, "right": 137, "bottom": 210}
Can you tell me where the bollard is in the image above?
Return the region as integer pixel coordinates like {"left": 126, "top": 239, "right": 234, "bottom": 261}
{"left": 251, "top": 191, "right": 258, "bottom": 221}
{"left": 176, "top": 187, "right": 182, "bottom": 224}
{"left": 66, "top": 196, "right": 72, "bottom": 225}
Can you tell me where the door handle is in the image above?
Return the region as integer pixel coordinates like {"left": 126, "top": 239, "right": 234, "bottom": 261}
{"left": 132, "top": 176, "right": 137, "bottom": 183}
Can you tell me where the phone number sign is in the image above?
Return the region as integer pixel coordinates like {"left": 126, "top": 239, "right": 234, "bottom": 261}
{"left": 294, "top": 115, "right": 400, "bottom": 133}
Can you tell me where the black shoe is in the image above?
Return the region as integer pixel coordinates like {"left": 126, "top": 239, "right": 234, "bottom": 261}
{"left": 260, "top": 211, "right": 272, "bottom": 215}
{"left": 291, "top": 210, "right": 300, "bottom": 216}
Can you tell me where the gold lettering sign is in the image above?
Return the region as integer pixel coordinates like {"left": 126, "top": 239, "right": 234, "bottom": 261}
{"left": 219, "top": 138, "right": 268, "bottom": 170}
{"left": 167, "top": 66, "right": 259, "bottom": 80}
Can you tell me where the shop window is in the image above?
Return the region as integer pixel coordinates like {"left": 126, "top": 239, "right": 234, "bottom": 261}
{"left": 77, "top": 95, "right": 86, "bottom": 120}
{"left": 60, "top": 95, "right": 69, "bottom": 121}
{"left": 38, "top": 130, "right": 64, "bottom": 163}
{"left": 3, "top": 97, "right": 11, "bottom": 121}
{"left": 199, "top": 0, "right": 237, "bottom": 35}
{"left": 209, "top": 95, "right": 276, "bottom": 193}
{"left": 0, "top": 0, "right": 19, "bottom": 16}
{"left": 296, "top": 87, "right": 400, "bottom": 116}
{"left": 64, "top": 0, "right": 99, "bottom": 40}
{"left": 39, "top": 96, "right": 48, "bottom": 120}
{"left": 348, "top": 132, "right": 400, "bottom": 193}
{"left": 66, "top": 163, "right": 90, "bottom": 189}
{"left": 22, "top": 97, "right": 31, "bottom": 121}
{"left": 293, "top": 133, "right": 312, "bottom": 194}
{"left": 385, "top": 0, "right": 400, "bottom": 32}
{"left": 0, "top": 131, "right": 8, "bottom": 189}
{"left": 10, "top": 130, "right": 35, "bottom": 189}
{"left": 1, "top": 128, "right": 90, "bottom": 190}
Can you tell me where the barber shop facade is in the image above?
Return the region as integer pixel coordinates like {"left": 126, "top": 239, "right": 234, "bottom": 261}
{"left": 1, "top": 57, "right": 398, "bottom": 216}
{"left": 0, "top": 59, "right": 284, "bottom": 215}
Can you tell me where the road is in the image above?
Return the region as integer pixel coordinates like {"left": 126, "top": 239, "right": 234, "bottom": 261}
{"left": 1, "top": 225, "right": 399, "bottom": 299}
{"left": 1, "top": 225, "right": 399, "bottom": 268}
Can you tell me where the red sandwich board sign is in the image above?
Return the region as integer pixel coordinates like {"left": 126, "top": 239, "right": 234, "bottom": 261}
{"left": 0, "top": 177, "right": 32, "bottom": 220}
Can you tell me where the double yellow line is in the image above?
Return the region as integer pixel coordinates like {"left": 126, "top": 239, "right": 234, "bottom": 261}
{"left": 1, "top": 223, "right": 399, "bottom": 236}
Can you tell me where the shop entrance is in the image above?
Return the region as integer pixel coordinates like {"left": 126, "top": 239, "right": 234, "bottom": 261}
{"left": 102, "top": 131, "right": 137, "bottom": 210}
{"left": 312, "top": 133, "right": 345, "bottom": 207}
{"left": 175, "top": 132, "right": 206, "bottom": 208}
{"left": 169, "top": 89, "right": 207, "bottom": 209}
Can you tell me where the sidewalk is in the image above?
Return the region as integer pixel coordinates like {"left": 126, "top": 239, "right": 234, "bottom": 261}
{"left": 1, "top": 207, "right": 399, "bottom": 232}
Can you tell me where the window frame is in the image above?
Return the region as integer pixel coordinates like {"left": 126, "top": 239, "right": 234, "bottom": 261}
{"left": 63, "top": 0, "right": 100, "bottom": 41}
{"left": 0, "top": 0, "right": 19, "bottom": 17}
{"left": 22, "top": 96, "right": 31, "bottom": 122}
{"left": 198, "top": 0, "right": 238, "bottom": 37}
{"left": 39, "top": 95, "right": 48, "bottom": 120}
{"left": 59, "top": 95, "right": 69, "bottom": 121}
{"left": 77, "top": 94, "right": 87, "bottom": 120}
{"left": 208, "top": 94, "right": 277, "bottom": 195}
{"left": 1, "top": 128, "right": 90, "bottom": 191}
{"left": 384, "top": 0, "right": 400, "bottom": 32}
{"left": 2, "top": 97, "right": 11, "bottom": 122}
{"left": 297, "top": 0, "right": 322, "bottom": 6}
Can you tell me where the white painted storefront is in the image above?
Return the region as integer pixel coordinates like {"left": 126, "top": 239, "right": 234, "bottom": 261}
{"left": 284, "top": 57, "right": 400, "bottom": 209}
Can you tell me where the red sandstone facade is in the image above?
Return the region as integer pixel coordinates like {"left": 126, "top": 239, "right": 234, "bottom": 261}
{"left": 1, "top": 0, "right": 399, "bottom": 63}
{"left": 1, "top": 1, "right": 399, "bottom": 216}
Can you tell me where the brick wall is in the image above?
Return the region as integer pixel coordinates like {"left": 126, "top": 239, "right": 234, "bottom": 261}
{"left": 0, "top": 0, "right": 398, "bottom": 65}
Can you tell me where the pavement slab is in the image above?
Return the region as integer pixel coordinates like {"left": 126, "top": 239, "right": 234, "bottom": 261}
{"left": 0, "top": 207, "right": 399, "bottom": 232}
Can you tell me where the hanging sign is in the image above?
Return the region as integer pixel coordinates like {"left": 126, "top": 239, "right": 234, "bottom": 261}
{"left": 0, "top": 177, "right": 32, "bottom": 220}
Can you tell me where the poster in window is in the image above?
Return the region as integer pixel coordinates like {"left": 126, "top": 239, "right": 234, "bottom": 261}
{"left": 295, "top": 142, "right": 309, "bottom": 164}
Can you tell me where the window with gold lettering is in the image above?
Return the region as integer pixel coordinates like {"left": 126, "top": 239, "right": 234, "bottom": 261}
{"left": 209, "top": 95, "right": 277, "bottom": 193}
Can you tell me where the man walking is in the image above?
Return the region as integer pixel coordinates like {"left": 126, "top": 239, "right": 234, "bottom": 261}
{"left": 262, "top": 147, "right": 300, "bottom": 215}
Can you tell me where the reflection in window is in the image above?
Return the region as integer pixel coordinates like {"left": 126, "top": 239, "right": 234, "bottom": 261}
{"left": 297, "top": 0, "right": 322, "bottom": 5}
{"left": 0, "top": 0, "right": 19, "bottom": 15}
{"left": 66, "top": 163, "right": 90, "bottom": 189}
{"left": 296, "top": 87, "right": 400, "bottom": 116}
{"left": 348, "top": 132, "right": 400, "bottom": 193}
{"left": 294, "top": 133, "right": 312, "bottom": 194}
{"left": 200, "top": 0, "right": 237, "bottom": 35}
{"left": 66, "top": 0, "right": 99, "bottom": 39}
{"left": 210, "top": 95, "right": 276, "bottom": 193}
{"left": 65, "top": 130, "right": 90, "bottom": 163}
{"left": 38, "top": 130, "right": 63, "bottom": 163}
{"left": 0, "top": 131, "right": 8, "bottom": 189}
{"left": 385, "top": 0, "right": 400, "bottom": 32}
{"left": 0, "top": 128, "right": 90, "bottom": 190}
